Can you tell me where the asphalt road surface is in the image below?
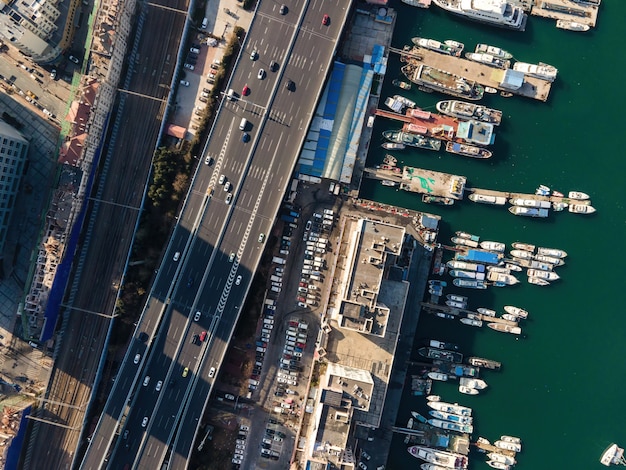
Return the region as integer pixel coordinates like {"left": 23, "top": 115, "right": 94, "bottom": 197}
{"left": 23, "top": 1, "right": 188, "bottom": 469}
{"left": 80, "top": 0, "right": 352, "bottom": 468}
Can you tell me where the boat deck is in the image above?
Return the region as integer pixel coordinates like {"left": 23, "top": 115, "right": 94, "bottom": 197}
{"left": 364, "top": 167, "right": 466, "bottom": 200}
{"left": 530, "top": 0, "right": 600, "bottom": 28}
{"left": 466, "top": 187, "right": 592, "bottom": 206}
{"left": 421, "top": 303, "right": 519, "bottom": 326}
{"left": 409, "top": 48, "right": 552, "bottom": 102}
{"left": 474, "top": 439, "right": 517, "bottom": 458}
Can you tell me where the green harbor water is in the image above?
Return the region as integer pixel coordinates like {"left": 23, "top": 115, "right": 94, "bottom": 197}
{"left": 360, "top": 3, "right": 626, "bottom": 469}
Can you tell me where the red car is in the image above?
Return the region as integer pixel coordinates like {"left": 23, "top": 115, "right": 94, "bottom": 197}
{"left": 199, "top": 331, "right": 207, "bottom": 342}
{"left": 322, "top": 14, "right": 329, "bottom": 25}
{"left": 242, "top": 84, "right": 250, "bottom": 96}
{"left": 299, "top": 282, "right": 308, "bottom": 287}
{"left": 297, "top": 296, "right": 306, "bottom": 303}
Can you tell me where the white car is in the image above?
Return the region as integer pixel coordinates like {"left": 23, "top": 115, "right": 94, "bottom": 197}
{"left": 143, "top": 376, "right": 150, "bottom": 386}
{"left": 208, "top": 367, "right": 216, "bottom": 378}
{"left": 194, "top": 311, "right": 202, "bottom": 321}
{"left": 219, "top": 174, "right": 226, "bottom": 184}
{"left": 180, "top": 80, "right": 190, "bottom": 87}
{"left": 134, "top": 353, "right": 140, "bottom": 364}
{"left": 204, "top": 156, "right": 212, "bottom": 165}
{"left": 240, "top": 425, "right": 250, "bottom": 432}
{"left": 173, "top": 251, "right": 180, "bottom": 261}
{"left": 297, "top": 302, "right": 307, "bottom": 308}
{"left": 277, "top": 377, "right": 288, "bottom": 384}
{"left": 257, "top": 68, "right": 265, "bottom": 80}
{"left": 224, "top": 182, "right": 231, "bottom": 192}
{"left": 235, "top": 275, "right": 242, "bottom": 285}
{"left": 155, "top": 380, "right": 163, "bottom": 391}
{"left": 68, "top": 55, "right": 80, "bottom": 64}
{"left": 184, "top": 63, "right": 195, "bottom": 70}
{"left": 225, "top": 193, "right": 232, "bottom": 204}
{"left": 141, "top": 417, "right": 149, "bottom": 427}
{"left": 190, "top": 47, "right": 200, "bottom": 54}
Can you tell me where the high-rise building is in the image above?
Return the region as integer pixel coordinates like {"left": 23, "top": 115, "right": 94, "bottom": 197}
{"left": 0, "top": 120, "right": 28, "bottom": 254}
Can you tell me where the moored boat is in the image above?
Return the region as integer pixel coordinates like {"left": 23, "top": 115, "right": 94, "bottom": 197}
{"left": 504, "top": 305, "right": 528, "bottom": 319}
{"left": 380, "top": 180, "right": 397, "bottom": 187}
{"left": 487, "top": 322, "right": 522, "bottom": 335}
{"left": 436, "top": 100, "right": 503, "bottom": 125}
{"left": 451, "top": 237, "right": 479, "bottom": 248}
{"left": 487, "top": 271, "right": 520, "bottom": 285}
{"left": 384, "top": 95, "right": 416, "bottom": 113}
{"left": 392, "top": 79, "right": 412, "bottom": 90}
{"left": 382, "top": 142, "right": 405, "bottom": 150}
{"left": 411, "top": 411, "right": 429, "bottom": 423}
{"left": 495, "top": 439, "right": 522, "bottom": 452}
{"left": 488, "top": 453, "right": 517, "bottom": 466}
{"left": 501, "top": 313, "right": 519, "bottom": 322}
{"left": 447, "top": 260, "right": 485, "bottom": 272}
{"left": 527, "top": 269, "right": 560, "bottom": 281}
{"left": 528, "top": 276, "right": 550, "bottom": 286}
{"left": 464, "top": 52, "right": 510, "bottom": 69}
{"left": 468, "top": 193, "right": 507, "bottom": 205}
{"left": 426, "top": 395, "right": 441, "bottom": 401}
{"left": 431, "top": 0, "right": 527, "bottom": 31}
{"left": 435, "top": 312, "right": 456, "bottom": 320}
{"left": 418, "top": 347, "right": 464, "bottom": 363}
{"left": 510, "top": 249, "right": 533, "bottom": 259}
{"left": 402, "top": 63, "right": 484, "bottom": 101}
{"left": 488, "top": 266, "right": 510, "bottom": 274}
{"left": 428, "top": 418, "right": 473, "bottom": 434}
{"left": 486, "top": 461, "right": 510, "bottom": 470}
{"left": 504, "top": 263, "right": 522, "bottom": 272}
{"left": 569, "top": 204, "right": 596, "bottom": 214}
{"left": 556, "top": 19, "right": 590, "bottom": 32}
{"left": 512, "top": 242, "right": 535, "bottom": 252}
{"left": 412, "top": 37, "right": 464, "bottom": 56}
{"left": 453, "top": 279, "right": 487, "bottom": 289}
{"left": 480, "top": 241, "right": 506, "bottom": 252}
{"left": 568, "top": 191, "right": 589, "bottom": 200}
{"left": 429, "top": 279, "right": 447, "bottom": 287}
{"left": 407, "top": 445, "right": 469, "bottom": 468}
{"left": 429, "top": 339, "right": 460, "bottom": 351}
{"left": 534, "top": 254, "right": 564, "bottom": 265}
{"left": 427, "top": 371, "right": 449, "bottom": 381}
{"left": 500, "top": 435, "right": 522, "bottom": 444}
{"left": 460, "top": 317, "right": 483, "bottom": 327}
{"left": 475, "top": 43, "right": 513, "bottom": 59}
{"left": 468, "top": 357, "right": 501, "bottom": 370}
{"left": 459, "top": 385, "right": 479, "bottom": 395}
{"left": 446, "top": 300, "right": 467, "bottom": 309}
{"left": 509, "top": 198, "right": 551, "bottom": 208}
{"left": 446, "top": 294, "right": 468, "bottom": 303}
{"left": 450, "top": 270, "right": 485, "bottom": 280}
{"left": 455, "top": 231, "right": 480, "bottom": 241}
{"left": 508, "top": 206, "right": 549, "bottom": 218}
{"left": 459, "top": 377, "right": 487, "bottom": 389}
{"left": 423, "top": 194, "right": 455, "bottom": 205}
{"left": 421, "top": 464, "right": 450, "bottom": 470}
{"left": 537, "top": 247, "right": 567, "bottom": 258}
{"left": 477, "top": 307, "right": 496, "bottom": 316}
{"left": 427, "top": 400, "right": 473, "bottom": 416}
{"left": 513, "top": 62, "right": 558, "bottom": 81}
{"left": 600, "top": 443, "right": 625, "bottom": 466}
{"left": 429, "top": 409, "right": 473, "bottom": 424}
{"left": 445, "top": 142, "right": 493, "bottom": 159}
{"left": 382, "top": 130, "right": 442, "bottom": 151}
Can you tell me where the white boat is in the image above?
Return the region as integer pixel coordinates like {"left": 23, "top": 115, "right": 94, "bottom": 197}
{"left": 568, "top": 191, "right": 589, "bottom": 200}
{"left": 402, "top": 0, "right": 432, "bottom": 8}
{"left": 534, "top": 254, "right": 565, "bottom": 265}
{"left": 504, "top": 263, "right": 522, "bottom": 272}
{"left": 486, "top": 461, "right": 510, "bottom": 470}
{"left": 458, "top": 385, "right": 479, "bottom": 395}
{"left": 453, "top": 279, "right": 487, "bottom": 289}
{"left": 508, "top": 206, "right": 549, "bottom": 218}
{"left": 488, "top": 266, "right": 510, "bottom": 274}
{"left": 412, "top": 37, "right": 465, "bottom": 56}
{"left": 477, "top": 307, "right": 496, "bottom": 316}
{"left": 487, "top": 323, "right": 521, "bottom": 335}
{"left": 427, "top": 400, "right": 473, "bottom": 416}
{"left": 455, "top": 231, "right": 480, "bottom": 241}
{"left": 536, "top": 184, "right": 551, "bottom": 196}
{"left": 527, "top": 269, "right": 560, "bottom": 281}
{"left": 500, "top": 435, "right": 522, "bottom": 444}
{"left": 556, "top": 20, "right": 590, "bottom": 32}
{"left": 427, "top": 394, "right": 441, "bottom": 401}
{"left": 528, "top": 276, "right": 550, "bottom": 286}
{"left": 600, "top": 443, "right": 625, "bottom": 466}
{"left": 452, "top": 237, "right": 479, "bottom": 248}
{"left": 460, "top": 317, "right": 483, "bottom": 327}
{"left": 487, "top": 271, "right": 519, "bottom": 285}
{"left": 468, "top": 193, "right": 507, "bottom": 205}
{"left": 432, "top": 0, "right": 527, "bottom": 31}
{"left": 512, "top": 242, "right": 535, "bottom": 252}
{"left": 428, "top": 418, "right": 473, "bottom": 434}
{"left": 407, "top": 446, "right": 469, "bottom": 468}
{"left": 525, "top": 260, "right": 554, "bottom": 271}
{"left": 504, "top": 305, "right": 528, "bottom": 319}
{"left": 553, "top": 202, "right": 568, "bottom": 211}
{"left": 495, "top": 439, "right": 522, "bottom": 452}
{"left": 509, "top": 198, "right": 551, "bottom": 208}
{"left": 488, "top": 453, "right": 517, "bottom": 466}
{"left": 429, "top": 409, "right": 474, "bottom": 424}
{"left": 459, "top": 377, "right": 487, "bottom": 390}
{"left": 428, "top": 372, "right": 449, "bottom": 381}
{"left": 537, "top": 247, "right": 568, "bottom": 258}
{"left": 480, "top": 241, "right": 506, "bottom": 252}
{"left": 446, "top": 300, "right": 467, "bottom": 309}
{"left": 513, "top": 62, "right": 558, "bottom": 81}
{"left": 447, "top": 260, "right": 485, "bottom": 272}
{"left": 450, "top": 270, "right": 485, "bottom": 280}
{"left": 569, "top": 204, "right": 596, "bottom": 214}
{"left": 382, "top": 142, "right": 405, "bottom": 150}
{"left": 447, "top": 294, "right": 468, "bottom": 303}
{"left": 436, "top": 100, "right": 503, "bottom": 125}
{"left": 465, "top": 52, "right": 510, "bottom": 69}
{"left": 510, "top": 249, "right": 533, "bottom": 259}
{"left": 475, "top": 44, "right": 513, "bottom": 59}
{"left": 501, "top": 313, "right": 519, "bottom": 322}
{"left": 421, "top": 464, "right": 451, "bottom": 470}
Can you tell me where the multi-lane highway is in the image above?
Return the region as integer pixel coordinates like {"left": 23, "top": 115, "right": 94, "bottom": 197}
{"left": 81, "top": 0, "right": 351, "bottom": 467}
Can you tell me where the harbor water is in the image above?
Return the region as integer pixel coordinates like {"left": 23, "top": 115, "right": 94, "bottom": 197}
{"left": 361, "top": 2, "right": 626, "bottom": 469}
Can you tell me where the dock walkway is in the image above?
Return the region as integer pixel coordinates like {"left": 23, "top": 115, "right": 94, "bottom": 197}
{"left": 530, "top": 0, "right": 600, "bottom": 28}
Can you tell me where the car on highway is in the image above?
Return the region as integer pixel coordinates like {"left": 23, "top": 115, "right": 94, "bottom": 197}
{"left": 208, "top": 367, "right": 216, "bottom": 378}
{"left": 229, "top": 252, "right": 236, "bottom": 262}
{"left": 322, "top": 14, "right": 330, "bottom": 25}
{"left": 173, "top": 251, "right": 181, "bottom": 261}
{"left": 69, "top": 55, "right": 80, "bottom": 64}
{"left": 190, "top": 47, "right": 200, "bottom": 54}
{"left": 204, "top": 155, "right": 213, "bottom": 165}
{"left": 184, "top": 63, "right": 195, "bottom": 70}
{"left": 297, "top": 302, "right": 307, "bottom": 308}
{"left": 182, "top": 367, "right": 189, "bottom": 377}
{"left": 257, "top": 68, "right": 265, "bottom": 80}
{"left": 219, "top": 174, "right": 226, "bottom": 184}
{"left": 134, "top": 353, "right": 140, "bottom": 364}
{"left": 155, "top": 380, "right": 163, "bottom": 391}
{"left": 199, "top": 331, "right": 207, "bottom": 342}
{"left": 242, "top": 132, "right": 250, "bottom": 143}
{"left": 187, "top": 277, "right": 194, "bottom": 288}
{"left": 194, "top": 311, "right": 201, "bottom": 321}
{"left": 143, "top": 376, "right": 150, "bottom": 386}
{"left": 224, "top": 181, "right": 232, "bottom": 192}
{"left": 180, "top": 80, "right": 190, "bottom": 87}
{"left": 225, "top": 193, "right": 233, "bottom": 204}
{"left": 141, "top": 417, "right": 148, "bottom": 427}
{"left": 250, "top": 50, "right": 258, "bottom": 60}
{"left": 242, "top": 84, "right": 250, "bottom": 96}
{"left": 123, "top": 429, "right": 129, "bottom": 439}
{"left": 279, "top": 4, "right": 287, "bottom": 14}
{"left": 235, "top": 275, "right": 242, "bottom": 285}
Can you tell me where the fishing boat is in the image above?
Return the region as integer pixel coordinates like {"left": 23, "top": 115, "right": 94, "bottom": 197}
{"left": 488, "top": 266, "right": 510, "bottom": 274}
{"left": 568, "top": 191, "right": 589, "bottom": 200}
{"left": 411, "top": 376, "right": 433, "bottom": 396}
{"left": 600, "top": 443, "right": 625, "bottom": 466}
{"left": 447, "top": 260, "right": 485, "bottom": 272}
{"left": 402, "top": 63, "right": 484, "bottom": 101}
{"left": 418, "top": 347, "right": 464, "bottom": 363}
{"left": 435, "top": 312, "right": 456, "bottom": 320}
{"left": 480, "top": 241, "right": 506, "bottom": 252}
{"left": 488, "top": 453, "right": 517, "bottom": 466}
{"left": 504, "top": 263, "right": 522, "bottom": 272}
{"left": 501, "top": 435, "right": 522, "bottom": 444}
{"left": 423, "top": 194, "right": 455, "bottom": 205}
{"left": 392, "top": 79, "right": 412, "bottom": 90}
{"left": 446, "top": 300, "right": 467, "bottom": 309}
{"left": 475, "top": 43, "right": 513, "bottom": 59}
{"left": 468, "top": 193, "right": 507, "bottom": 205}
{"left": 427, "top": 371, "right": 449, "bottom": 381}
{"left": 389, "top": 94, "right": 417, "bottom": 111}
{"left": 501, "top": 313, "right": 519, "bottom": 322}
{"left": 510, "top": 198, "right": 551, "bottom": 208}
{"left": 513, "top": 62, "right": 558, "bottom": 81}
{"left": 429, "top": 280, "right": 447, "bottom": 287}
{"left": 510, "top": 249, "right": 533, "bottom": 259}
{"left": 459, "top": 377, "right": 487, "bottom": 390}
{"left": 429, "top": 410, "right": 473, "bottom": 425}
{"left": 436, "top": 100, "right": 503, "bottom": 125}
{"left": 407, "top": 446, "right": 469, "bottom": 468}
{"left": 381, "top": 142, "right": 405, "bottom": 150}
{"left": 412, "top": 37, "right": 464, "bottom": 56}
{"left": 537, "top": 247, "right": 567, "bottom": 258}
{"left": 504, "top": 305, "right": 528, "bottom": 319}
{"left": 450, "top": 270, "right": 485, "bottom": 280}
{"left": 464, "top": 52, "right": 510, "bottom": 69}
{"left": 431, "top": 0, "right": 527, "bottom": 31}
{"left": 427, "top": 400, "right": 472, "bottom": 416}
{"left": 428, "top": 418, "right": 473, "bottom": 434}
{"left": 467, "top": 357, "right": 501, "bottom": 370}
{"left": 512, "top": 242, "right": 535, "bottom": 252}
{"left": 527, "top": 269, "right": 560, "bottom": 281}
{"left": 477, "top": 307, "right": 496, "bottom": 316}
{"left": 487, "top": 271, "right": 519, "bottom": 285}
{"left": 451, "top": 237, "right": 479, "bottom": 248}
{"left": 569, "top": 204, "right": 596, "bottom": 214}
{"left": 487, "top": 323, "right": 521, "bottom": 335}
{"left": 382, "top": 130, "right": 442, "bottom": 151}
{"left": 459, "top": 385, "right": 479, "bottom": 395}
{"left": 446, "top": 294, "right": 468, "bottom": 303}
{"left": 495, "top": 439, "right": 522, "bottom": 452}
{"left": 508, "top": 206, "right": 549, "bottom": 218}
{"left": 381, "top": 180, "right": 397, "bottom": 187}
{"left": 411, "top": 411, "right": 429, "bottom": 423}
{"left": 460, "top": 317, "right": 483, "bottom": 327}
{"left": 534, "top": 254, "right": 564, "bottom": 265}
{"left": 453, "top": 279, "right": 487, "bottom": 289}
{"left": 486, "top": 461, "right": 510, "bottom": 470}
{"left": 455, "top": 231, "right": 480, "bottom": 241}
{"left": 445, "top": 142, "right": 492, "bottom": 159}
{"left": 429, "top": 339, "right": 460, "bottom": 351}
{"left": 556, "top": 20, "right": 590, "bottom": 32}
{"left": 528, "top": 276, "right": 550, "bottom": 286}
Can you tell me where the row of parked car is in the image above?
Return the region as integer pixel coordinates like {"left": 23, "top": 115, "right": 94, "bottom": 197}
{"left": 261, "top": 420, "right": 286, "bottom": 461}
{"left": 232, "top": 424, "right": 250, "bottom": 467}
{"left": 250, "top": 299, "right": 277, "bottom": 391}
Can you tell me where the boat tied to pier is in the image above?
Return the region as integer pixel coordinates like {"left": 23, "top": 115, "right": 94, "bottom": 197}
{"left": 512, "top": 242, "right": 535, "bottom": 252}
{"left": 460, "top": 317, "right": 483, "bottom": 327}
{"left": 436, "top": 100, "right": 502, "bottom": 125}
{"left": 382, "top": 130, "right": 442, "bottom": 151}
{"left": 487, "top": 322, "right": 522, "bottom": 335}
{"left": 445, "top": 142, "right": 493, "bottom": 159}
{"left": 459, "top": 377, "right": 488, "bottom": 390}
{"left": 430, "top": 339, "right": 460, "bottom": 351}
{"left": 508, "top": 206, "right": 549, "bottom": 218}
{"left": 467, "top": 357, "right": 501, "bottom": 370}
{"left": 431, "top": 0, "right": 527, "bottom": 31}
{"left": 447, "top": 260, "right": 485, "bottom": 272}
{"left": 392, "top": 79, "right": 412, "bottom": 90}
{"left": 411, "top": 37, "right": 464, "bottom": 56}
{"left": 480, "top": 241, "right": 506, "bottom": 252}
{"left": 464, "top": 52, "right": 510, "bottom": 69}
{"left": 495, "top": 439, "right": 522, "bottom": 452}
{"left": 504, "top": 305, "right": 528, "bottom": 319}
{"left": 381, "top": 142, "right": 405, "bottom": 150}
{"left": 568, "top": 190, "right": 590, "bottom": 200}
{"left": 475, "top": 43, "right": 513, "bottom": 60}
{"left": 468, "top": 193, "right": 507, "bottom": 205}
{"left": 528, "top": 276, "right": 550, "bottom": 286}
{"left": 556, "top": 20, "right": 590, "bottom": 32}
{"left": 429, "top": 409, "right": 473, "bottom": 425}
{"left": 513, "top": 62, "right": 558, "bottom": 82}
{"left": 537, "top": 247, "right": 567, "bottom": 258}
{"left": 384, "top": 95, "right": 417, "bottom": 113}
{"left": 418, "top": 347, "right": 464, "bottom": 363}
{"left": 401, "top": 63, "right": 484, "bottom": 101}
{"left": 407, "top": 445, "right": 469, "bottom": 468}
{"left": 422, "top": 194, "right": 455, "bottom": 205}
{"left": 569, "top": 204, "right": 596, "bottom": 214}
{"left": 453, "top": 279, "right": 487, "bottom": 289}
{"left": 452, "top": 237, "right": 479, "bottom": 248}
{"left": 427, "top": 400, "right": 472, "bottom": 416}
